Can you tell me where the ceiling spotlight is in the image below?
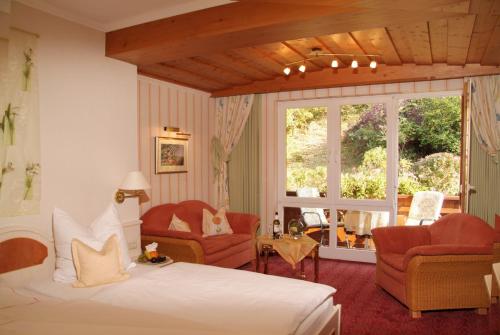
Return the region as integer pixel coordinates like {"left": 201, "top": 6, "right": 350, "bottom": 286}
{"left": 283, "top": 67, "right": 291, "bottom": 75}
{"left": 370, "top": 60, "right": 377, "bottom": 69}
{"left": 298, "top": 64, "right": 306, "bottom": 73}
{"left": 331, "top": 59, "right": 339, "bottom": 68}
{"left": 351, "top": 59, "right": 358, "bottom": 69}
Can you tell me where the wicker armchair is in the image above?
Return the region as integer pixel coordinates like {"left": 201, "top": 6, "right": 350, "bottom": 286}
{"left": 372, "top": 213, "right": 494, "bottom": 318}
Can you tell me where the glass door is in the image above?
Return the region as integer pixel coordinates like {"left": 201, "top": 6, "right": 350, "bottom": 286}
{"left": 323, "top": 96, "right": 397, "bottom": 262}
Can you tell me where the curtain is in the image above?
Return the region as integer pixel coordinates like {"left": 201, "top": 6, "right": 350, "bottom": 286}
{"left": 470, "top": 75, "right": 500, "bottom": 162}
{"left": 469, "top": 127, "right": 500, "bottom": 227}
{"left": 228, "top": 94, "right": 261, "bottom": 215}
{"left": 0, "top": 7, "right": 41, "bottom": 217}
{"left": 212, "top": 94, "right": 254, "bottom": 208}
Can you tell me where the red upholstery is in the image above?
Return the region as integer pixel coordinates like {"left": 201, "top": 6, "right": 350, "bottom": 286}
{"left": 428, "top": 213, "right": 494, "bottom": 246}
{"left": 495, "top": 214, "right": 500, "bottom": 243}
{"left": 141, "top": 200, "right": 259, "bottom": 268}
{"left": 372, "top": 213, "right": 494, "bottom": 315}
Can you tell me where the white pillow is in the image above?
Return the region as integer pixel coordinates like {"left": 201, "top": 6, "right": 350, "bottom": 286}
{"left": 202, "top": 208, "right": 233, "bottom": 237}
{"left": 52, "top": 204, "right": 134, "bottom": 284}
{"left": 168, "top": 214, "right": 191, "bottom": 232}
{"left": 53, "top": 208, "right": 102, "bottom": 283}
{"left": 90, "top": 204, "right": 134, "bottom": 271}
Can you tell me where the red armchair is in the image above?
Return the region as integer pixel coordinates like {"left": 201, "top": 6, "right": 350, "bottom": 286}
{"left": 372, "top": 213, "right": 494, "bottom": 318}
{"left": 492, "top": 214, "right": 500, "bottom": 302}
{"left": 141, "top": 200, "right": 260, "bottom": 268}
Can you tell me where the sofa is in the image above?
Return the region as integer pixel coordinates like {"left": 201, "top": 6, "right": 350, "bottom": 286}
{"left": 372, "top": 213, "right": 494, "bottom": 318}
{"left": 492, "top": 214, "right": 500, "bottom": 303}
{"left": 140, "top": 200, "right": 260, "bottom": 268}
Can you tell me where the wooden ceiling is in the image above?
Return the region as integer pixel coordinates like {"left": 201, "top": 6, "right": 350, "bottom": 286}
{"left": 106, "top": 0, "right": 500, "bottom": 96}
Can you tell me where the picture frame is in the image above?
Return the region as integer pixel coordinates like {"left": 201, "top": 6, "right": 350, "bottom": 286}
{"left": 155, "top": 136, "right": 189, "bottom": 174}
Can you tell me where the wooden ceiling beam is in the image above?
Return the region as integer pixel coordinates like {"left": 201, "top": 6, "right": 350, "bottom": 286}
{"left": 280, "top": 41, "right": 324, "bottom": 70}
{"left": 139, "top": 64, "right": 227, "bottom": 91}
{"left": 199, "top": 53, "right": 274, "bottom": 80}
{"left": 211, "top": 63, "right": 500, "bottom": 97}
{"left": 480, "top": 17, "right": 500, "bottom": 65}
{"left": 229, "top": 47, "right": 285, "bottom": 75}
{"left": 106, "top": 0, "right": 468, "bottom": 65}
{"left": 405, "top": 22, "right": 433, "bottom": 64}
{"left": 313, "top": 36, "right": 347, "bottom": 67}
{"left": 447, "top": 15, "right": 476, "bottom": 65}
{"left": 163, "top": 58, "right": 251, "bottom": 86}
{"left": 350, "top": 28, "right": 402, "bottom": 65}
{"left": 429, "top": 18, "right": 448, "bottom": 63}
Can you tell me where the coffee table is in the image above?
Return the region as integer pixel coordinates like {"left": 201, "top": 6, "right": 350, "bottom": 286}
{"left": 256, "top": 234, "right": 320, "bottom": 282}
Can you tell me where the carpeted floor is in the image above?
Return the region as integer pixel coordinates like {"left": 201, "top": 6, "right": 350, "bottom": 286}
{"left": 240, "top": 256, "right": 500, "bottom": 335}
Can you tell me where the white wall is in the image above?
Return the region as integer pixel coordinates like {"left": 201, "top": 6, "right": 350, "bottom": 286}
{"left": 0, "top": 2, "right": 138, "bottom": 236}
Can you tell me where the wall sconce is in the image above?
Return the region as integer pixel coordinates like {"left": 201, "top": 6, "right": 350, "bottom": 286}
{"left": 115, "top": 171, "right": 151, "bottom": 203}
{"left": 162, "top": 126, "right": 191, "bottom": 138}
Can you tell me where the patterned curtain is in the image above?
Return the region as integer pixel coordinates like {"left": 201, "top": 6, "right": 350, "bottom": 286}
{"left": 470, "top": 75, "right": 500, "bottom": 162}
{"left": 212, "top": 94, "right": 254, "bottom": 208}
{"left": 0, "top": 17, "right": 41, "bottom": 216}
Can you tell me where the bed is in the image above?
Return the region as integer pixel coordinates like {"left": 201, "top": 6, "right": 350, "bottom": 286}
{"left": 0, "top": 225, "right": 341, "bottom": 335}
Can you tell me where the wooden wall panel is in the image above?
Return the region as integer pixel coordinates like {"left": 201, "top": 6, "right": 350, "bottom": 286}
{"left": 138, "top": 76, "right": 215, "bottom": 215}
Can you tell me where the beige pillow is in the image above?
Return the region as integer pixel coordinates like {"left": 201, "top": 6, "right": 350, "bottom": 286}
{"left": 168, "top": 214, "right": 191, "bottom": 232}
{"left": 71, "top": 235, "right": 129, "bottom": 288}
{"left": 202, "top": 208, "right": 233, "bottom": 237}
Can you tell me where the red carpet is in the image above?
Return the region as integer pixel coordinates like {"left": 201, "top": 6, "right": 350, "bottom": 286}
{"left": 240, "top": 256, "right": 500, "bottom": 335}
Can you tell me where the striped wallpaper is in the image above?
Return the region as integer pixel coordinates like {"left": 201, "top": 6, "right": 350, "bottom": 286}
{"left": 259, "top": 79, "right": 465, "bottom": 233}
{"left": 137, "top": 75, "right": 216, "bottom": 215}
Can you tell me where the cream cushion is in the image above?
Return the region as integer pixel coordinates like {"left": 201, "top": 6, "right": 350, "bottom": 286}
{"left": 168, "top": 214, "right": 191, "bottom": 232}
{"left": 71, "top": 235, "right": 129, "bottom": 288}
{"left": 202, "top": 208, "right": 233, "bottom": 237}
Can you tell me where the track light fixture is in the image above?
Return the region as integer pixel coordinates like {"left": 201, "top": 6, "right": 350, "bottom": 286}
{"left": 282, "top": 47, "right": 380, "bottom": 75}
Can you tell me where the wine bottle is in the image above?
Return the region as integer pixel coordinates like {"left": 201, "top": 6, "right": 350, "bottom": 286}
{"left": 273, "top": 212, "right": 280, "bottom": 239}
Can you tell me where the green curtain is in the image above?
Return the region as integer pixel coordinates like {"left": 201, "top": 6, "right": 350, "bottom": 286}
{"left": 228, "top": 94, "right": 261, "bottom": 215}
{"left": 468, "top": 127, "right": 500, "bottom": 227}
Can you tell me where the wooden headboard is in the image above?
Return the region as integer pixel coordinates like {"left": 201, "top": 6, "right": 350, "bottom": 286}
{"left": 0, "top": 237, "right": 48, "bottom": 274}
{"left": 0, "top": 226, "right": 54, "bottom": 285}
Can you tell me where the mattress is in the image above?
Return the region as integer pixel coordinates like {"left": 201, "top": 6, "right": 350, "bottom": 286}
{"left": 8, "top": 263, "right": 337, "bottom": 335}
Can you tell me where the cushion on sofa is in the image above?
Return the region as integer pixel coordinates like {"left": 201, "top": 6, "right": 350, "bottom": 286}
{"left": 202, "top": 234, "right": 252, "bottom": 255}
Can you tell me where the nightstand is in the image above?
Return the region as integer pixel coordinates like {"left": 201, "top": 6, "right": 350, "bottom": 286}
{"left": 122, "top": 219, "right": 142, "bottom": 259}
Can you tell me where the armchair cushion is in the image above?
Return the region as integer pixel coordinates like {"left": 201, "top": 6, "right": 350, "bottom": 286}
{"left": 372, "top": 226, "right": 430, "bottom": 255}
{"left": 428, "top": 213, "right": 494, "bottom": 246}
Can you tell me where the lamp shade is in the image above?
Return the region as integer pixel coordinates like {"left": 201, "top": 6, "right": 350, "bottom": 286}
{"left": 119, "top": 171, "right": 151, "bottom": 191}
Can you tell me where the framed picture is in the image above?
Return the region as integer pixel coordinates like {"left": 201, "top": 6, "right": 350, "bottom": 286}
{"left": 155, "top": 136, "right": 189, "bottom": 174}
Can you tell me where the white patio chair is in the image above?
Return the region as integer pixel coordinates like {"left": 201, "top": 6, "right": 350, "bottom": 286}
{"left": 404, "top": 191, "right": 445, "bottom": 226}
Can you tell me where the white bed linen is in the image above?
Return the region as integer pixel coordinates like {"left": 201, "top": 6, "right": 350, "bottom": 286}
{"left": 89, "top": 262, "right": 336, "bottom": 335}
{"left": 21, "top": 263, "right": 336, "bottom": 335}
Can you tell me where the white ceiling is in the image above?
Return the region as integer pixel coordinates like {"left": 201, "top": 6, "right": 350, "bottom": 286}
{"left": 16, "top": 0, "right": 233, "bottom": 32}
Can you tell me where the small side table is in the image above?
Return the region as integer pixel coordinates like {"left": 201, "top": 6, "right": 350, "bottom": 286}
{"left": 256, "top": 234, "right": 320, "bottom": 282}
